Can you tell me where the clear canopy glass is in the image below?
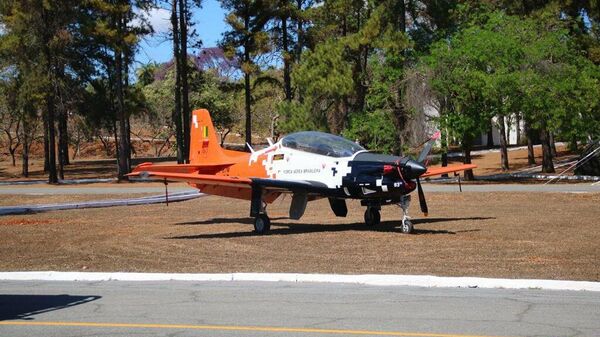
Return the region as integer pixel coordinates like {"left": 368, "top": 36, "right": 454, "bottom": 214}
{"left": 281, "top": 131, "right": 365, "bottom": 158}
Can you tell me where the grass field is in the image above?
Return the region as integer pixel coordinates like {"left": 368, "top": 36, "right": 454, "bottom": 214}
{"left": 1, "top": 191, "right": 598, "bottom": 281}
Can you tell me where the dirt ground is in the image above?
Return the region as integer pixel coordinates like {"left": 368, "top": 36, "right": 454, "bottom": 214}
{"left": 1, "top": 191, "right": 598, "bottom": 281}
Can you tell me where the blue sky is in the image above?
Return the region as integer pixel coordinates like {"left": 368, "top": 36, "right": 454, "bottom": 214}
{"left": 135, "top": 0, "right": 227, "bottom": 66}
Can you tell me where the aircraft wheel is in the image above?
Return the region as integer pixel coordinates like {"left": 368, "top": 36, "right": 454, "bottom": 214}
{"left": 254, "top": 214, "right": 271, "bottom": 234}
{"left": 401, "top": 219, "right": 413, "bottom": 234}
{"left": 364, "top": 208, "right": 381, "bottom": 227}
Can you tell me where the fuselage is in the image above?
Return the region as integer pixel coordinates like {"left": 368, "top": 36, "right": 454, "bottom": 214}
{"left": 200, "top": 131, "right": 426, "bottom": 203}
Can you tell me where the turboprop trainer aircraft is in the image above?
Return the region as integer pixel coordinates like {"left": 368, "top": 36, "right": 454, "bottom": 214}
{"left": 128, "top": 109, "right": 476, "bottom": 234}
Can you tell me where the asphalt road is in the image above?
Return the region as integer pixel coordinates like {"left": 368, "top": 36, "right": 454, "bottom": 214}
{"left": 0, "top": 183, "right": 599, "bottom": 195}
{"left": 1, "top": 281, "right": 599, "bottom": 337}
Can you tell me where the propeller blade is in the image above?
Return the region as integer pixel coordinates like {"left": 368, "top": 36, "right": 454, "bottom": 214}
{"left": 417, "top": 131, "right": 441, "bottom": 164}
{"left": 416, "top": 178, "right": 428, "bottom": 216}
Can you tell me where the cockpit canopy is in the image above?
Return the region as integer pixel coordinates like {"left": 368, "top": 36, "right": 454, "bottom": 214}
{"left": 281, "top": 131, "right": 365, "bottom": 158}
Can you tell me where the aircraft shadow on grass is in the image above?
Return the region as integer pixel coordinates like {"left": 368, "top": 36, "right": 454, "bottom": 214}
{"left": 0, "top": 294, "right": 101, "bottom": 321}
{"left": 168, "top": 217, "right": 492, "bottom": 239}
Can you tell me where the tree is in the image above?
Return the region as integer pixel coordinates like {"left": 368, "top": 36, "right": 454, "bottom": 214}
{"left": 221, "top": 0, "right": 274, "bottom": 150}
{"left": 0, "top": 0, "right": 72, "bottom": 183}
{"left": 0, "top": 78, "right": 21, "bottom": 166}
{"left": 140, "top": 61, "right": 237, "bottom": 149}
{"left": 87, "top": 0, "right": 152, "bottom": 179}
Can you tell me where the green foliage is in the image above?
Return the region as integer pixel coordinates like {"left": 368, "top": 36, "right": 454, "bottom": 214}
{"left": 426, "top": 9, "right": 600, "bottom": 150}
{"left": 293, "top": 39, "right": 353, "bottom": 98}
{"left": 343, "top": 110, "right": 398, "bottom": 153}
{"left": 140, "top": 64, "right": 237, "bottom": 133}
{"left": 277, "top": 99, "right": 327, "bottom": 134}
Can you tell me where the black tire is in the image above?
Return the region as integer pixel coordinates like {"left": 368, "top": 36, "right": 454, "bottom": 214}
{"left": 364, "top": 208, "right": 380, "bottom": 227}
{"left": 253, "top": 214, "right": 271, "bottom": 234}
{"left": 400, "top": 219, "right": 413, "bottom": 234}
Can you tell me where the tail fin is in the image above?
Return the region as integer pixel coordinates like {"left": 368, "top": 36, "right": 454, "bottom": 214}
{"left": 189, "top": 109, "right": 225, "bottom": 164}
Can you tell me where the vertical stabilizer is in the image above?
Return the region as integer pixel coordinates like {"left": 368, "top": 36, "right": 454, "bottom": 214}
{"left": 189, "top": 109, "right": 225, "bottom": 164}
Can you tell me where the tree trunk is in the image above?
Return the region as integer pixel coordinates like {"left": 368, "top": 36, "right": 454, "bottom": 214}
{"left": 396, "top": 0, "right": 406, "bottom": 32}
{"left": 57, "top": 65, "right": 69, "bottom": 167}
{"left": 58, "top": 108, "right": 69, "bottom": 166}
{"left": 124, "top": 47, "right": 133, "bottom": 162}
{"left": 569, "top": 135, "right": 578, "bottom": 152}
{"left": 498, "top": 115, "right": 509, "bottom": 171}
{"left": 46, "top": 90, "right": 58, "bottom": 183}
{"left": 57, "top": 104, "right": 67, "bottom": 180}
{"left": 41, "top": 5, "right": 58, "bottom": 183}
{"left": 243, "top": 13, "right": 252, "bottom": 151}
{"left": 549, "top": 132, "right": 557, "bottom": 157}
{"left": 539, "top": 128, "right": 555, "bottom": 173}
{"left": 462, "top": 137, "right": 474, "bottom": 181}
{"left": 525, "top": 121, "right": 536, "bottom": 165}
{"left": 171, "top": 0, "right": 184, "bottom": 163}
{"left": 22, "top": 134, "right": 29, "bottom": 177}
{"left": 295, "top": 0, "right": 304, "bottom": 103}
{"left": 112, "top": 121, "right": 119, "bottom": 159}
{"left": 515, "top": 113, "right": 521, "bottom": 145}
{"left": 115, "top": 48, "right": 129, "bottom": 180}
{"left": 282, "top": 15, "right": 292, "bottom": 101}
{"left": 244, "top": 71, "right": 252, "bottom": 150}
{"left": 179, "top": 0, "right": 190, "bottom": 162}
{"left": 354, "top": 47, "right": 368, "bottom": 113}
{"left": 486, "top": 120, "right": 494, "bottom": 149}
{"left": 43, "top": 111, "right": 49, "bottom": 172}
{"left": 441, "top": 128, "right": 448, "bottom": 178}
{"left": 9, "top": 148, "right": 16, "bottom": 167}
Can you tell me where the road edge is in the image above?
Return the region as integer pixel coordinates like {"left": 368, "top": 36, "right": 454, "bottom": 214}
{"left": 0, "top": 272, "right": 598, "bottom": 291}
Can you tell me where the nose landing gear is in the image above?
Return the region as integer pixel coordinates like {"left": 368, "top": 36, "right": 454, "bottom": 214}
{"left": 398, "top": 195, "right": 413, "bottom": 234}
{"left": 361, "top": 197, "right": 414, "bottom": 233}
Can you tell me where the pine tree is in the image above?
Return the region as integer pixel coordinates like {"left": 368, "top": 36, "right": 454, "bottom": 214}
{"left": 221, "top": 0, "right": 274, "bottom": 150}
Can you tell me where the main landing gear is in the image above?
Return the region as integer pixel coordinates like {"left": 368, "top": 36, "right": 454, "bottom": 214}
{"left": 253, "top": 213, "right": 271, "bottom": 234}
{"left": 364, "top": 206, "right": 381, "bottom": 227}
{"left": 251, "top": 185, "right": 271, "bottom": 235}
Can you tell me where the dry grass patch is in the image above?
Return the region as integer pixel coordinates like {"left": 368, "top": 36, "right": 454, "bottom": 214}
{"left": 0, "top": 191, "right": 598, "bottom": 281}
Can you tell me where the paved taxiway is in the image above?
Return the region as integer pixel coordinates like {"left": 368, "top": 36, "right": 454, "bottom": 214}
{"left": 1, "top": 281, "right": 599, "bottom": 337}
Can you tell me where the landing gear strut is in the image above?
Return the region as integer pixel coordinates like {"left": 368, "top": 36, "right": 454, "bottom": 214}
{"left": 398, "top": 195, "right": 413, "bottom": 234}
{"left": 251, "top": 185, "right": 270, "bottom": 235}
{"left": 364, "top": 206, "right": 381, "bottom": 227}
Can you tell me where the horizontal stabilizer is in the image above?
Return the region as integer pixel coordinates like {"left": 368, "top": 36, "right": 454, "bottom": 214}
{"left": 131, "top": 162, "right": 234, "bottom": 174}
{"left": 127, "top": 171, "right": 251, "bottom": 188}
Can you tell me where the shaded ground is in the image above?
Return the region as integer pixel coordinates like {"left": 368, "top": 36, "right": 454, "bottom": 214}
{"left": 1, "top": 192, "right": 598, "bottom": 281}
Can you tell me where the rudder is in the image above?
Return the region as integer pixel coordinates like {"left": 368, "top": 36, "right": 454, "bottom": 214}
{"left": 189, "top": 109, "right": 224, "bottom": 164}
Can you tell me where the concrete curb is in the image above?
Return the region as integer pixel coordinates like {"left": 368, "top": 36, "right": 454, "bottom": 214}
{"left": 1, "top": 272, "right": 598, "bottom": 291}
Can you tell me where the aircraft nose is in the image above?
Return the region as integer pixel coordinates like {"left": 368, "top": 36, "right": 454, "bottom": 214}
{"left": 403, "top": 160, "right": 427, "bottom": 179}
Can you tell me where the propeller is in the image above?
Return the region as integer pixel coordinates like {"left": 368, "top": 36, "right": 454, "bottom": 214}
{"left": 417, "top": 130, "right": 441, "bottom": 164}
{"left": 416, "top": 178, "right": 428, "bottom": 216}
{"left": 414, "top": 131, "right": 439, "bottom": 216}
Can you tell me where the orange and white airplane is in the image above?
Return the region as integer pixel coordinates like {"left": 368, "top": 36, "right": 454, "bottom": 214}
{"left": 128, "top": 109, "right": 476, "bottom": 234}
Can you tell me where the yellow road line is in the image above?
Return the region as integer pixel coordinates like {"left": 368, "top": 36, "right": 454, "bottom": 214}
{"left": 0, "top": 321, "right": 506, "bottom": 337}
